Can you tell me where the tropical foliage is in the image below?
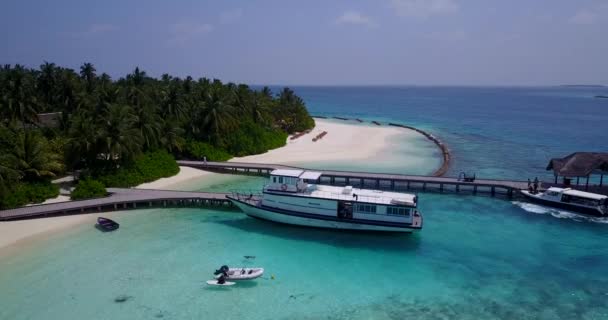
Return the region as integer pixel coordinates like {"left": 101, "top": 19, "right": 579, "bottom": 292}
{"left": 0, "top": 62, "right": 315, "bottom": 207}
{"left": 70, "top": 179, "right": 106, "bottom": 200}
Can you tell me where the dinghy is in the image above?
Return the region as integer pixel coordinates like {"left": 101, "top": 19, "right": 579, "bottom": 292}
{"left": 96, "top": 217, "right": 119, "bottom": 232}
{"left": 206, "top": 280, "right": 235, "bottom": 286}
{"left": 214, "top": 265, "right": 264, "bottom": 280}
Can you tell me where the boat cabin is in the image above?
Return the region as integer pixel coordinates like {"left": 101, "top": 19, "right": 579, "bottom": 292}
{"left": 266, "top": 169, "right": 322, "bottom": 193}
{"left": 540, "top": 187, "right": 607, "bottom": 208}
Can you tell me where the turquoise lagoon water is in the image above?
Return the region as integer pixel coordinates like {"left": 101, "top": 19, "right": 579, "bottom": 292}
{"left": 2, "top": 86, "right": 608, "bottom": 319}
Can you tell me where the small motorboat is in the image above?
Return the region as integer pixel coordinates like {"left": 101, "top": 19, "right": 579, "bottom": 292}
{"left": 96, "top": 217, "right": 119, "bottom": 232}
{"left": 206, "top": 280, "right": 235, "bottom": 286}
{"left": 214, "top": 265, "right": 264, "bottom": 280}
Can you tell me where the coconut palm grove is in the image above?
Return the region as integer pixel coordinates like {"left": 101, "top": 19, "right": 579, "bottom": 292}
{"left": 0, "top": 63, "right": 315, "bottom": 208}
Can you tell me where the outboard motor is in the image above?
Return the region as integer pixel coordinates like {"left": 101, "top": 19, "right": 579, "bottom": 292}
{"left": 213, "top": 265, "right": 229, "bottom": 275}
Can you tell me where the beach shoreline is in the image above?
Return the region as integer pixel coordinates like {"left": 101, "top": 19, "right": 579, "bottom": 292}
{"left": 0, "top": 118, "right": 443, "bottom": 253}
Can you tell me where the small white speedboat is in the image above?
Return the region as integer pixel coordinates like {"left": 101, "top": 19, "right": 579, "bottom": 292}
{"left": 214, "top": 267, "right": 264, "bottom": 280}
{"left": 206, "top": 280, "right": 235, "bottom": 286}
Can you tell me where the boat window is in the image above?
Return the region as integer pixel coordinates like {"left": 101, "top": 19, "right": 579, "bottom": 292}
{"left": 387, "top": 206, "right": 410, "bottom": 216}
{"left": 355, "top": 204, "right": 377, "bottom": 213}
{"left": 562, "top": 194, "right": 599, "bottom": 207}
{"left": 279, "top": 176, "right": 283, "bottom": 183}
{"left": 272, "top": 177, "right": 276, "bottom": 183}
{"left": 546, "top": 191, "right": 560, "bottom": 197}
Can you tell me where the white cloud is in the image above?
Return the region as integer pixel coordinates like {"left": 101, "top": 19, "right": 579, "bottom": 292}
{"left": 335, "top": 11, "right": 376, "bottom": 27}
{"left": 390, "top": 0, "right": 459, "bottom": 18}
{"left": 220, "top": 8, "right": 243, "bottom": 24}
{"left": 67, "top": 23, "right": 118, "bottom": 38}
{"left": 168, "top": 21, "right": 213, "bottom": 45}
{"left": 569, "top": 10, "right": 597, "bottom": 25}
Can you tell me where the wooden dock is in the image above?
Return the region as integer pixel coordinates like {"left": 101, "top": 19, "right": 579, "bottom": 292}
{"left": 178, "top": 161, "right": 529, "bottom": 198}
{"left": 0, "top": 188, "right": 231, "bottom": 221}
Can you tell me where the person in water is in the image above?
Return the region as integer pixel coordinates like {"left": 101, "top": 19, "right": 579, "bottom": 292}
{"left": 217, "top": 275, "right": 226, "bottom": 284}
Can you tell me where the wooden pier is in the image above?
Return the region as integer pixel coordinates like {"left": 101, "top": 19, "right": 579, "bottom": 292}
{"left": 178, "top": 161, "right": 529, "bottom": 198}
{"left": 0, "top": 188, "right": 231, "bottom": 221}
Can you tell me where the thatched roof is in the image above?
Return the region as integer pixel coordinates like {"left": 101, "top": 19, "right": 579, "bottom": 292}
{"left": 546, "top": 152, "right": 608, "bottom": 177}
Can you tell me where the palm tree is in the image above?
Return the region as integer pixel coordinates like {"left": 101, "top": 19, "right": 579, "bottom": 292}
{"left": 132, "top": 104, "right": 162, "bottom": 150}
{"left": 196, "top": 90, "right": 236, "bottom": 143}
{"left": 80, "top": 63, "right": 97, "bottom": 93}
{"left": 65, "top": 111, "right": 102, "bottom": 169}
{"left": 38, "top": 61, "right": 58, "bottom": 111}
{"left": 99, "top": 104, "right": 143, "bottom": 164}
{"left": 2, "top": 129, "right": 63, "bottom": 181}
{"left": 0, "top": 65, "right": 39, "bottom": 126}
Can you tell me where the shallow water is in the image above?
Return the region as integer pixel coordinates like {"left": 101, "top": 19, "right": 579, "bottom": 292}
{"left": 2, "top": 86, "right": 608, "bottom": 319}
{"left": 1, "top": 195, "right": 607, "bottom": 320}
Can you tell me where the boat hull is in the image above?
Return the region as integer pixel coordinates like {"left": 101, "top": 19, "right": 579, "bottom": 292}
{"left": 520, "top": 190, "right": 605, "bottom": 216}
{"left": 229, "top": 197, "right": 420, "bottom": 233}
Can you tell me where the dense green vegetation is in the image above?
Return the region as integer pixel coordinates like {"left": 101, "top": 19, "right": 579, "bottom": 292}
{"left": 0, "top": 63, "right": 315, "bottom": 208}
{"left": 70, "top": 179, "right": 106, "bottom": 200}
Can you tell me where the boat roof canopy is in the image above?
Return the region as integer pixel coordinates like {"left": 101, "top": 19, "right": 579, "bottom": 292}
{"left": 547, "top": 187, "right": 607, "bottom": 200}
{"left": 299, "top": 171, "right": 323, "bottom": 180}
{"left": 270, "top": 169, "right": 323, "bottom": 180}
{"left": 271, "top": 169, "right": 304, "bottom": 177}
{"left": 563, "top": 189, "right": 607, "bottom": 200}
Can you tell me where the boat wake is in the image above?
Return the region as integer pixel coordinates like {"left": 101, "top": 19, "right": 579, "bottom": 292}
{"left": 511, "top": 201, "right": 608, "bottom": 224}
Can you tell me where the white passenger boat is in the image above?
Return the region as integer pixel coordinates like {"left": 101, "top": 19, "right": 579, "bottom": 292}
{"left": 521, "top": 187, "right": 607, "bottom": 216}
{"left": 227, "top": 169, "right": 423, "bottom": 232}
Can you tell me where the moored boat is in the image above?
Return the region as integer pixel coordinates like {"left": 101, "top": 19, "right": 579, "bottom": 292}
{"left": 96, "top": 217, "right": 119, "bottom": 231}
{"left": 521, "top": 187, "right": 607, "bottom": 216}
{"left": 214, "top": 265, "right": 264, "bottom": 280}
{"left": 227, "top": 169, "right": 423, "bottom": 232}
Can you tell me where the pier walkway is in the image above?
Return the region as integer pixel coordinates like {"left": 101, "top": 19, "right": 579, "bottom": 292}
{"left": 178, "top": 161, "right": 529, "bottom": 198}
{"left": 0, "top": 188, "right": 231, "bottom": 221}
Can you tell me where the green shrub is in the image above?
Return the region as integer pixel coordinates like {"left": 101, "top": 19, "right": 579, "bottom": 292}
{"left": 0, "top": 181, "right": 60, "bottom": 209}
{"left": 71, "top": 179, "right": 106, "bottom": 200}
{"left": 223, "top": 121, "right": 287, "bottom": 156}
{"left": 184, "top": 140, "right": 232, "bottom": 161}
{"left": 96, "top": 150, "right": 179, "bottom": 188}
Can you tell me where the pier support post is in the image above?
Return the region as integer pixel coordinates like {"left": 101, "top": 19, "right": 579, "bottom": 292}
{"left": 423, "top": 182, "right": 426, "bottom": 191}
{"left": 149, "top": 201, "right": 152, "bottom": 207}
{"left": 134, "top": 203, "right": 137, "bottom": 209}
{"left": 330, "top": 177, "right": 335, "bottom": 185}
{"left": 123, "top": 203, "right": 127, "bottom": 209}
{"left": 97, "top": 206, "right": 101, "bottom": 212}
{"left": 376, "top": 180, "right": 380, "bottom": 189}
{"left": 491, "top": 187, "right": 495, "bottom": 196}
{"left": 360, "top": 178, "right": 364, "bottom": 187}
{"left": 345, "top": 177, "right": 350, "bottom": 185}
{"left": 390, "top": 180, "right": 395, "bottom": 190}
{"left": 439, "top": 184, "right": 443, "bottom": 192}
{"left": 456, "top": 185, "right": 460, "bottom": 192}
{"left": 586, "top": 176, "right": 589, "bottom": 191}
{"left": 114, "top": 204, "right": 117, "bottom": 210}
{"left": 473, "top": 186, "right": 477, "bottom": 194}
{"left": 407, "top": 181, "right": 410, "bottom": 189}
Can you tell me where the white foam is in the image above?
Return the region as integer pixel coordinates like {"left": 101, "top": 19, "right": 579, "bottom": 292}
{"left": 511, "top": 201, "right": 608, "bottom": 224}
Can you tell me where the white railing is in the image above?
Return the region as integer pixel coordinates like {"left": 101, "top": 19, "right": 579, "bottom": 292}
{"left": 263, "top": 185, "right": 416, "bottom": 207}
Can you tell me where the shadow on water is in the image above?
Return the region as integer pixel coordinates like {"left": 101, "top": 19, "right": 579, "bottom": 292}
{"left": 214, "top": 216, "right": 422, "bottom": 253}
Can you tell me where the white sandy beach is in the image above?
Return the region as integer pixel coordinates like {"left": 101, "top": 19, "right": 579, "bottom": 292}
{"left": 231, "top": 119, "right": 415, "bottom": 164}
{"left": 0, "top": 119, "right": 436, "bottom": 252}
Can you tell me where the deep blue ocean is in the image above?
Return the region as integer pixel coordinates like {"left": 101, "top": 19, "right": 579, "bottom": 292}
{"left": 283, "top": 86, "right": 608, "bottom": 180}
{"left": 1, "top": 86, "right": 608, "bottom": 320}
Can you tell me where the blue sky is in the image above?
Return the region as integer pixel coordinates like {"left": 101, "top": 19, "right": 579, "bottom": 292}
{"left": 1, "top": 0, "right": 607, "bottom": 85}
